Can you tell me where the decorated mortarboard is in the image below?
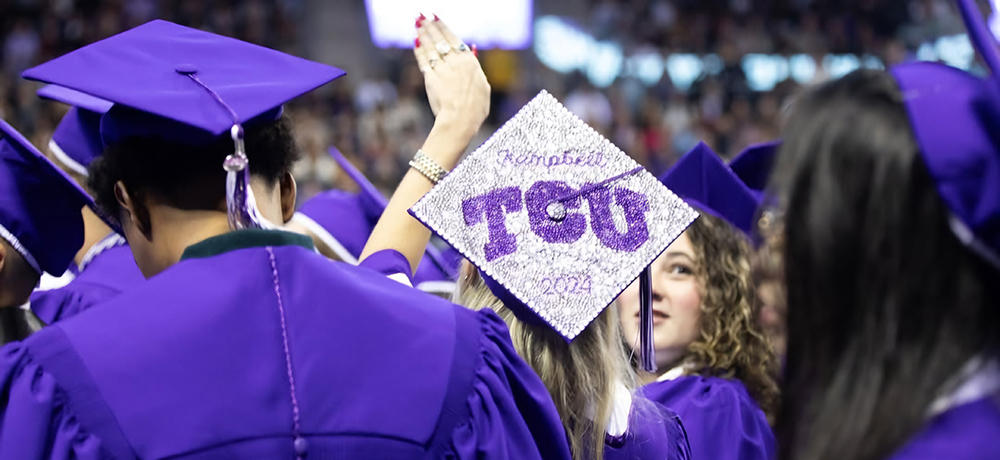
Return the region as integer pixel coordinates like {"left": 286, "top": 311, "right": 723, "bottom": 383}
{"left": 22, "top": 19, "right": 345, "bottom": 231}
{"left": 37, "top": 85, "right": 114, "bottom": 176}
{"left": 410, "top": 90, "right": 698, "bottom": 371}
{"left": 660, "top": 142, "right": 760, "bottom": 237}
{"left": 293, "top": 147, "right": 459, "bottom": 293}
{"left": 0, "top": 119, "right": 107, "bottom": 275}
{"left": 890, "top": 0, "right": 1000, "bottom": 268}
{"left": 729, "top": 140, "right": 780, "bottom": 203}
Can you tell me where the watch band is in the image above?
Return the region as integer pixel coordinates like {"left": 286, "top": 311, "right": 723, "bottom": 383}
{"left": 409, "top": 150, "right": 449, "bottom": 184}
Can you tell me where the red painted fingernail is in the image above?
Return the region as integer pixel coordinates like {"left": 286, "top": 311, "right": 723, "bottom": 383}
{"left": 434, "top": 13, "right": 441, "bottom": 21}
{"left": 472, "top": 44, "right": 478, "bottom": 57}
{"left": 415, "top": 37, "right": 420, "bottom": 48}
{"left": 416, "top": 14, "right": 425, "bottom": 28}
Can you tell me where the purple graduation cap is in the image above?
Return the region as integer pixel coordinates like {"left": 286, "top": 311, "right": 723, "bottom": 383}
{"left": 37, "top": 85, "right": 114, "bottom": 176}
{"left": 21, "top": 19, "right": 345, "bottom": 230}
{"left": 410, "top": 90, "right": 698, "bottom": 371}
{"left": 728, "top": 140, "right": 779, "bottom": 203}
{"left": 292, "top": 147, "right": 459, "bottom": 293}
{"left": 889, "top": 0, "right": 1000, "bottom": 269}
{"left": 0, "top": 119, "right": 105, "bottom": 275}
{"left": 660, "top": 142, "right": 760, "bottom": 237}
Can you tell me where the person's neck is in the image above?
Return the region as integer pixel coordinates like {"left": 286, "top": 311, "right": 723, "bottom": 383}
{"left": 145, "top": 208, "right": 235, "bottom": 277}
{"left": 74, "top": 207, "right": 113, "bottom": 267}
{"left": 640, "top": 350, "right": 690, "bottom": 385}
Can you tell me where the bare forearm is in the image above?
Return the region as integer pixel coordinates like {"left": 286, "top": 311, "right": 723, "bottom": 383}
{"left": 360, "top": 116, "right": 477, "bottom": 272}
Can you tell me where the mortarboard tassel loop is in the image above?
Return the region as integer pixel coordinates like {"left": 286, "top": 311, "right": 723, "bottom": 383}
{"left": 639, "top": 266, "right": 657, "bottom": 373}
{"left": 179, "top": 71, "right": 271, "bottom": 230}
{"left": 224, "top": 125, "right": 271, "bottom": 230}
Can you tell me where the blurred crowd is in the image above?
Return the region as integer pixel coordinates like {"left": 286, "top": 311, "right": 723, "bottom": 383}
{"left": 0, "top": 0, "right": 970, "bottom": 200}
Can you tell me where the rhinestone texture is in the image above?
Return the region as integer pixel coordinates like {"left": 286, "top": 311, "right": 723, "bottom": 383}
{"left": 411, "top": 90, "right": 698, "bottom": 340}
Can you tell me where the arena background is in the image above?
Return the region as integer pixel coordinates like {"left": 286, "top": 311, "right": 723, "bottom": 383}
{"left": 0, "top": 0, "right": 978, "bottom": 202}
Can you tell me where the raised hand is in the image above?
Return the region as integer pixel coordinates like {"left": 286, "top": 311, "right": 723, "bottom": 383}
{"left": 414, "top": 15, "right": 490, "bottom": 138}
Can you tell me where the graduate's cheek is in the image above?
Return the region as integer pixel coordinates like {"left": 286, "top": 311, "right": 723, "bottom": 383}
{"left": 652, "top": 277, "right": 702, "bottom": 352}
{"left": 616, "top": 282, "right": 642, "bottom": 350}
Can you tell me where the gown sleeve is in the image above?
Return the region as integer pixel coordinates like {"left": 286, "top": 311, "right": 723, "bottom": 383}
{"left": 0, "top": 342, "right": 104, "bottom": 459}
{"left": 446, "top": 309, "right": 572, "bottom": 460}
{"left": 605, "top": 399, "right": 693, "bottom": 460}
{"left": 357, "top": 249, "right": 415, "bottom": 287}
{"left": 29, "top": 283, "right": 121, "bottom": 325}
{"left": 647, "top": 377, "right": 775, "bottom": 460}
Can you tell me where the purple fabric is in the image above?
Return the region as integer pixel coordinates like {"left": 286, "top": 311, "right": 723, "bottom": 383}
{"left": 0, "top": 343, "right": 104, "bottom": 459}
{"left": 2, "top": 230, "right": 569, "bottom": 459}
{"left": 605, "top": 400, "right": 692, "bottom": 460}
{"left": 36, "top": 85, "right": 113, "bottom": 114}
{"left": 358, "top": 248, "right": 414, "bottom": 281}
{"left": 0, "top": 119, "right": 98, "bottom": 275}
{"left": 30, "top": 243, "right": 144, "bottom": 324}
{"left": 50, "top": 107, "right": 106, "bottom": 171}
{"left": 40, "top": 85, "right": 113, "bottom": 172}
{"left": 299, "top": 189, "right": 457, "bottom": 286}
{"left": 449, "top": 311, "right": 572, "bottom": 460}
{"left": 888, "top": 397, "right": 1000, "bottom": 460}
{"left": 643, "top": 375, "right": 775, "bottom": 460}
{"left": 728, "top": 141, "right": 779, "bottom": 204}
{"left": 888, "top": 0, "right": 1000, "bottom": 265}
{"left": 325, "top": 146, "right": 459, "bottom": 281}
{"left": 659, "top": 142, "right": 760, "bottom": 236}
{"left": 22, "top": 20, "right": 345, "bottom": 146}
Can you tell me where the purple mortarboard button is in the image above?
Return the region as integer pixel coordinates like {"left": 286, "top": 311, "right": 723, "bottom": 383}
{"left": 410, "top": 90, "right": 698, "bottom": 342}
{"left": 660, "top": 142, "right": 760, "bottom": 237}
{"left": 0, "top": 119, "right": 111, "bottom": 275}
{"left": 890, "top": 0, "right": 1000, "bottom": 268}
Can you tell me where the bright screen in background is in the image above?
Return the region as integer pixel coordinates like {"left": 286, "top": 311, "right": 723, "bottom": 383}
{"left": 364, "top": 0, "right": 532, "bottom": 49}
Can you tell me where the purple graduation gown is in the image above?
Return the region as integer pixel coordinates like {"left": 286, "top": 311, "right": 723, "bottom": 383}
{"left": 29, "top": 236, "right": 145, "bottom": 324}
{"left": 361, "top": 249, "right": 692, "bottom": 460}
{"left": 643, "top": 375, "right": 775, "bottom": 460}
{"left": 888, "top": 396, "right": 1000, "bottom": 460}
{"left": 0, "top": 229, "right": 572, "bottom": 460}
{"left": 605, "top": 401, "right": 692, "bottom": 460}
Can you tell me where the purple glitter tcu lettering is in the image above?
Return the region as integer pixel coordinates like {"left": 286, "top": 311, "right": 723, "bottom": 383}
{"left": 462, "top": 186, "right": 524, "bottom": 261}
{"left": 525, "top": 181, "right": 587, "bottom": 243}
{"left": 584, "top": 185, "right": 651, "bottom": 252}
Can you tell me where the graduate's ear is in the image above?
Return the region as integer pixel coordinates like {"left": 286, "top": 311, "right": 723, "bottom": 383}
{"left": 115, "top": 181, "right": 152, "bottom": 239}
{"left": 279, "top": 172, "right": 297, "bottom": 224}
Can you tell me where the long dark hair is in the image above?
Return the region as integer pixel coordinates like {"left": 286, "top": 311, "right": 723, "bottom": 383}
{"left": 772, "top": 69, "right": 1000, "bottom": 460}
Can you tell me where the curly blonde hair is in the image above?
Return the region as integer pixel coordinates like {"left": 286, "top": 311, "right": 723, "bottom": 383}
{"left": 683, "top": 211, "right": 780, "bottom": 423}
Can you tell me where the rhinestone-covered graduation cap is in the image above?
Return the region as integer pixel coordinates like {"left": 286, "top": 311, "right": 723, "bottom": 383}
{"left": 411, "top": 90, "right": 698, "bottom": 370}
{"left": 293, "top": 147, "right": 459, "bottom": 293}
{"left": 891, "top": 0, "right": 1000, "bottom": 268}
{"left": 0, "top": 119, "right": 107, "bottom": 275}
{"left": 660, "top": 142, "right": 760, "bottom": 237}
{"left": 22, "top": 19, "right": 346, "bottom": 231}
{"left": 38, "top": 85, "right": 114, "bottom": 176}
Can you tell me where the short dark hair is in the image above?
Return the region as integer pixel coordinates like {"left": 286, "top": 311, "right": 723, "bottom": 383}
{"left": 773, "top": 69, "right": 1000, "bottom": 460}
{"left": 88, "top": 116, "right": 299, "bottom": 221}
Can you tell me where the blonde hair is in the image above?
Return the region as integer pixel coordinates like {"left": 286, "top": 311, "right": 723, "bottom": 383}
{"left": 683, "top": 211, "right": 781, "bottom": 423}
{"left": 455, "top": 261, "right": 637, "bottom": 460}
